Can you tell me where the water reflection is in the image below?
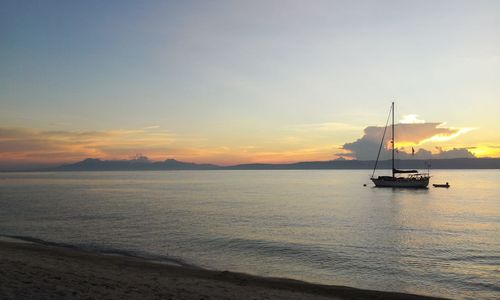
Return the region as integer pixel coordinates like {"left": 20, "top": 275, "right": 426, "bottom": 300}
{"left": 0, "top": 170, "right": 499, "bottom": 299}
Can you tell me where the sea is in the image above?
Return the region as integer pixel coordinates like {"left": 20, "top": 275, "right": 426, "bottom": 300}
{"left": 0, "top": 170, "right": 498, "bottom": 299}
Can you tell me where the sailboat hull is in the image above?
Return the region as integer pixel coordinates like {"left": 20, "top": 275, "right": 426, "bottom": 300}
{"left": 371, "top": 176, "right": 429, "bottom": 188}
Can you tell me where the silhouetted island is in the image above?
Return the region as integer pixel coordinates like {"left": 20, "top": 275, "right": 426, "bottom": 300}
{"left": 47, "top": 157, "right": 500, "bottom": 171}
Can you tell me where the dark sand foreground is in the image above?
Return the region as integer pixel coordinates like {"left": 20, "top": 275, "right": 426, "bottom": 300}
{"left": 0, "top": 240, "right": 446, "bottom": 300}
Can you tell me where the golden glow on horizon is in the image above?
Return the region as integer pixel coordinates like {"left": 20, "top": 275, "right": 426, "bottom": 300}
{"left": 469, "top": 146, "right": 500, "bottom": 158}
{"left": 0, "top": 126, "right": 344, "bottom": 166}
{"left": 0, "top": 123, "right": 498, "bottom": 167}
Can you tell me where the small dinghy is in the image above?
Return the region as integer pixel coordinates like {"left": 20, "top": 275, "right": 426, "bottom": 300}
{"left": 433, "top": 182, "right": 450, "bottom": 188}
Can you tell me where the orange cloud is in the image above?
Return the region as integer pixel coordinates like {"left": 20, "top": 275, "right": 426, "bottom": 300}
{"left": 0, "top": 126, "right": 342, "bottom": 167}
{"left": 0, "top": 127, "right": 175, "bottom": 164}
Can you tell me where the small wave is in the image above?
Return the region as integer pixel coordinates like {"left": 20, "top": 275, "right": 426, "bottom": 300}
{"left": 0, "top": 234, "right": 194, "bottom": 268}
{"left": 192, "top": 235, "right": 393, "bottom": 273}
{"left": 447, "top": 255, "right": 500, "bottom": 264}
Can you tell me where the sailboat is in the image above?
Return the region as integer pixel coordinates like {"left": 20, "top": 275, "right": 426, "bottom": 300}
{"left": 371, "top": 102, "right": 430, "bottom": 188}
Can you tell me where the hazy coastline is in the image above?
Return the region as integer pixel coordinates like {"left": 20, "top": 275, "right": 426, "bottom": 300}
{"left": 3, "top": 157, "right": 500, "bottom": 172}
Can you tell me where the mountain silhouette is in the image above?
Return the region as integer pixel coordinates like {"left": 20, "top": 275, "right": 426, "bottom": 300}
{"left": 48, "top": 157, "right": 500, "bottom": 171}
{"left": 53, "top": 158, "right": 220, "bottom": 171}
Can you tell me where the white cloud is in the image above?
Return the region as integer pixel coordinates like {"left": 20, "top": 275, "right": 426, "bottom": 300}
{"left": 399, "top": 114, "right": 425, "bottom": 124}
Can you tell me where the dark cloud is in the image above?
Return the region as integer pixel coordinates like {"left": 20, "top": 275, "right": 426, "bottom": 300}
{"left": 432, "top": 147, "right": 475, "bottom": 159}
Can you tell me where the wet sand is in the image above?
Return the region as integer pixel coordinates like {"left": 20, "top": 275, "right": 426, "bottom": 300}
{"left": 0, "top": 240, "right": 446, "bottom": 300}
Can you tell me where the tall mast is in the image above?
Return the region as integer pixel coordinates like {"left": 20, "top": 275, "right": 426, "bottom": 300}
{"left": 392, "top": 102, "right": 395, "bottom": 178}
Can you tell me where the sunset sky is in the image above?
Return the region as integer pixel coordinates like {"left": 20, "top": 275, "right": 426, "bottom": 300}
{"left": 1, "top": 0, "right": 499, "bottom": 169}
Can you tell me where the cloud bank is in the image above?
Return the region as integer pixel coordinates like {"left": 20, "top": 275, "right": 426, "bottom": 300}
{"left": 340, "top": 122, "right": 474, "bottom": 160}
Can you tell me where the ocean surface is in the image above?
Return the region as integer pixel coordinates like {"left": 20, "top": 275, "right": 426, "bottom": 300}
{"left": 0, "top": 170, "right": 498, "bottom": 299}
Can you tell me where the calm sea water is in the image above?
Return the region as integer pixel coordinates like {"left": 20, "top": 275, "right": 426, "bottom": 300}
{"left": 0, "top": 170, "right": 498, "bottom": 299}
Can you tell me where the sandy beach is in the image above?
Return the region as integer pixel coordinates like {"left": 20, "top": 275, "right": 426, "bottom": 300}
{"left": 0, "top": 239, "right": 446, "bottom": 300}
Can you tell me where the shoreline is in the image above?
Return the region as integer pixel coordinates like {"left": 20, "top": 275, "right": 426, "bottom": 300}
{"left": 0, "top": 235, "right": 191, "bottom": 268}
{"left": 0, "top": 237, "right": 447, "bottom": 300}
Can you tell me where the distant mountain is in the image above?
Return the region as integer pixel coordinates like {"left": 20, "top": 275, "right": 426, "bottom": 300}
{"left": 229, "top": 158, "right": 500, "bottom": 170}
{"left": 47, "top": 157, "right": 500, "bottom": 171}
{"left": 53, "top": 158, "right": 220, "bottom": 171}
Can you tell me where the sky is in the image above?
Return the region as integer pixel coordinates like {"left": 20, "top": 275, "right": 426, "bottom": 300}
{"left": 1, "top": 0, "right": 499, "bottom": 168}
